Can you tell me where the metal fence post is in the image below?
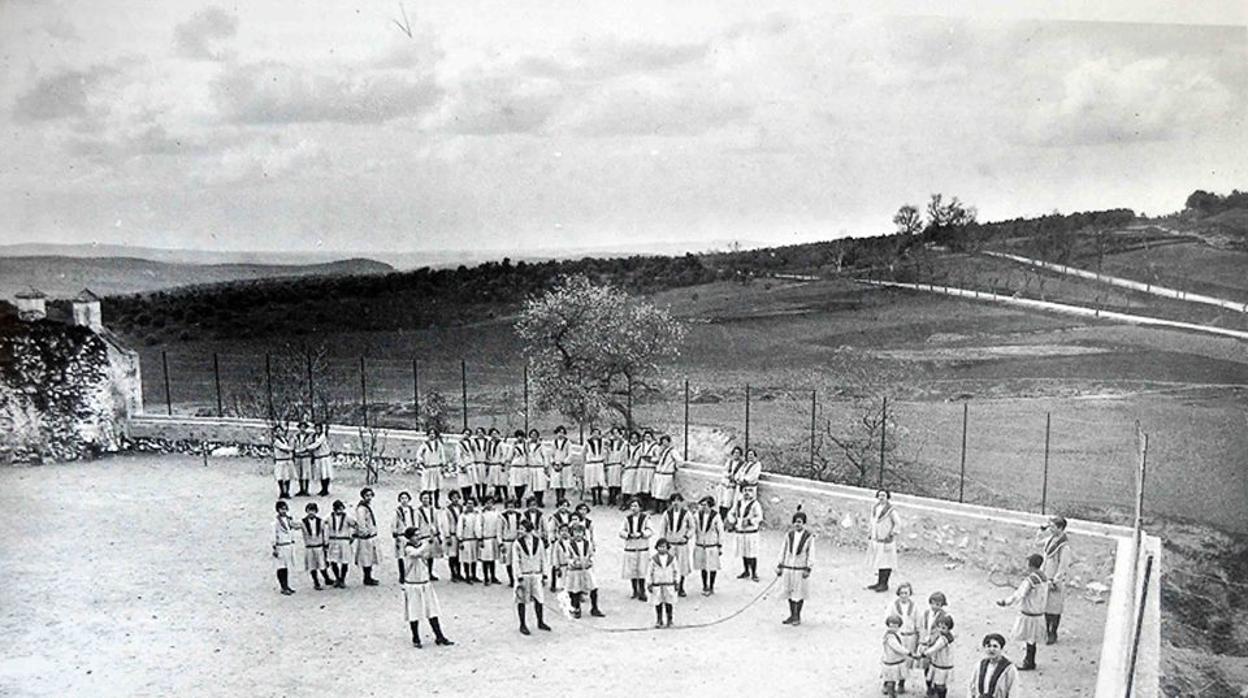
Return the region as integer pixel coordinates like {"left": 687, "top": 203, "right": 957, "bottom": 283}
{"left": 161, "top": 350, "right": 172, "bottom": 416}
{"left": 412, "top": 357, "right": 420, "bottom": 430}
{"left": 212, "top": 352, "right": 223, "bottom": 417}
{"left": 304, "top": 349, "right": 314, "bottom": 420}
{"left": 683, "top": 379, "right": 690, "bottom": 461}
{"left": 744, "top": 384, "right": 751, "bottom": 452}
{"left": 523, "top": 364, "right": 530, "bottom": 433}
{"left": 1041, "top": 412, "right": 1051, "bottom": 514}
{"left": 265, "top": 353, "right": 274, "bottom": 421}
{"left": 809, "top": 390, "right": 817, "bottom": 469}
{"left": 959, "top": 402, "right": 968, "bottom": 503}
{"left": 878, "top": 396, "right": 887, "bottom": 489}
{"left": 460, "top": 359, "right": 468, "bottom": 431}
{"left": 626, "top": 374, "right": 633, "bottom": 432}
{"left": 359, "top": 356, "right": 369, "bottom": 428}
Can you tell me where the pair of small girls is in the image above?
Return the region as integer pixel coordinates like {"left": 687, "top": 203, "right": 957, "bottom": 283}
{"left": 881, "top": 585, "right": 956, "bottom": 698}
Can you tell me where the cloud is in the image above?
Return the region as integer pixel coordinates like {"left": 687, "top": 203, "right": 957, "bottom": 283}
{"left": 173, "top": 7, "right": 239, "bottom": 61}
{"left": 12, "top": 64, "right": 119, "bottom": 122}
{"left": 430, "top": 70, "right": 565, "bottom": 135}
{"left": 42, "top": 15, "right": 80, "bottom": 41}
{"left": 518, "top": 38, "right": 708, "bottom": 82}
{"left": 560, "top": 75, "right": 751, "bottom": 137}
{"left": 202, "top": 135, "right": 328, "bottom": 184}
{"left": 1022, "top": 54, "right": 1241, "bottom": 146}
{"left": 212, "top": 60, "right": 442, "bottom": 124}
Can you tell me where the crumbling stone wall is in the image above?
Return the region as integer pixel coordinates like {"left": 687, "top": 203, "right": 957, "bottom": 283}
{"left": 0, "top": 319, "right": 125, "bottom": 462}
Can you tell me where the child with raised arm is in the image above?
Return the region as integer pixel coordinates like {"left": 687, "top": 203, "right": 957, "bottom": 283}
{"left": 996, "top": 553, "right": 1049, "bottom": 671}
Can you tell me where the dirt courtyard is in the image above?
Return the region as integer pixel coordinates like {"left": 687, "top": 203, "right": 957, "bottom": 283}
{"left": 0, "top": 455, "right": 1108, "bottom": 697}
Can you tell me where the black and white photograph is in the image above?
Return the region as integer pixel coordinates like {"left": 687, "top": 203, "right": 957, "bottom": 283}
{"left": 0, "top": 0, "right": 1245, "bottom": 696}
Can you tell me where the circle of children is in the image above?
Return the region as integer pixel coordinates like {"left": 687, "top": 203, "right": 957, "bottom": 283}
{"left": 269, "top": 423, "right": 1074, "bottom": 698}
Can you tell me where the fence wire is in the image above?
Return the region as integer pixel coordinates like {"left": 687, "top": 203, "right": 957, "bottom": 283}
{"left": 145, "top": 348, "right": 1208, "bottom": 522}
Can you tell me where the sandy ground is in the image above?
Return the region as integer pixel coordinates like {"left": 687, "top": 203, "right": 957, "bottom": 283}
{"left": 0, "top": 455, "right": 1107, "bottom": 697}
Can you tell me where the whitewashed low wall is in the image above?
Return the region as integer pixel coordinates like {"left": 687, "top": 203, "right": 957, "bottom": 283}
{"left": 983, "top": 250, "right": 1248, "bottom": 314}
{"left": 856, "top": 278, "right": 1248, "bottom": 340}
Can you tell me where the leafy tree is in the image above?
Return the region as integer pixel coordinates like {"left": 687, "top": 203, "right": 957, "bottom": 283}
{"left": 419, "top": 389, "right": 452, "bottom": 434}
{"left": 515, "top": 274, "right": 685, "bottom": 428}
{"left": 924, "top": 193, "right": 978, "bottom": 248}
{"left": 892, "top": 205, "right": 923, "bottom": 236}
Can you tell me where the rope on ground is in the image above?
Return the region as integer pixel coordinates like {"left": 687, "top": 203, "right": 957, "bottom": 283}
{"left": 586, "top": 576, "right": 781, "bottom": 634}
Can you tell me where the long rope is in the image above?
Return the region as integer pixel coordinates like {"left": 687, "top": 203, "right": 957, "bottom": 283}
{"left": 583, "top": 576, "right": 781, "bottom": 634}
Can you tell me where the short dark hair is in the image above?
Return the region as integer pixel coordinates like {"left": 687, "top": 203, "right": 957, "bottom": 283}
{"left": 982, "top": 633, "right": 1007, "bottom": 648}
{"left": 1027, "top": 553, "right": 1044, "bottom": 568}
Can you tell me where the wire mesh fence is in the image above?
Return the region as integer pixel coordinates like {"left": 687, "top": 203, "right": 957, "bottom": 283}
{"left": 144, "top": 347, "right": 1192, "bottom": 522}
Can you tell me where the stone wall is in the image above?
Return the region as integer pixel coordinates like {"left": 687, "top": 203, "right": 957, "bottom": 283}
{"left": 0, "top": 319, "right": 126, "bottom": 462}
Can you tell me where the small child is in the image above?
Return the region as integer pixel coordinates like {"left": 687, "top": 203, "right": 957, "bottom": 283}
{"left": 549, "top": 525, "right": 572, "bottom": 593}
{"left": 648, "top": 538, "right": 679, "bottom": 628}
{"left": 354, "top": 487, "right": 381, "bottom": 586}
{"left": 776, "top": 509, "right": 815, "bottom": 626}
{"left": 620, "top": 498, "right": 653, "bottom": 601}
{"left": 574, "top": 502, "right": 596, "bottom": 546}
{"left": 917, "top": 591, "right": 950, "bottom": 677}
{"left": 565, "top": 523, "right": 605, "bottom": 618}
{"left": 583, "top": 428, "right": 606, "bottom": 505}
{"left": 301, "top": 502, "right": 331, "bottom": 590}
{"left": 416, "top": 492, "right": 443, "bottom": 582}
{"left": 393, "top": 492, "right": 418, "bottom": 582}
{"left": 499, "top": 499, "right": 523, "bottom": 587}
{"left": 886, "top": 581, "right": 920, "bottom": 692}
{"left": 512, "top": 520, "right": 552, "bottom": 635}
{"left": 325, "top": 499, "right": 355, "bottom": 588}
{"left": 271, "top": 424, "right": 294, "bottom": 499}
{"left": 916, "top": 613, "right": 955, "bottom": 698}
{"left": 659, "top": 493, "right": 693, "bottom": 597}
{"left": 880, "top": 614, "right": 909, "bottom": 698}
{"left": 273, "top": 501, "right": 298, "bottom": 595}
{"left": 478, "top": 497, "right": 502, "bottom": 586}
{"left": 457, "top": 498, "right": 483, "bottom": 584}
{"left": 693, "top": 495, "right": 724, "bottom": 595}
{"left": 996, "top": 553, "right": 1049, "bottom": 671}
{"left": 443, "top": 490, "right": 464, "bottom": 582}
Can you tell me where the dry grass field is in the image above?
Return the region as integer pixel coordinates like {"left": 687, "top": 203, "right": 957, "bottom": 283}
{"left": 0, "top": 455, "right": 1109, "bottom": 697}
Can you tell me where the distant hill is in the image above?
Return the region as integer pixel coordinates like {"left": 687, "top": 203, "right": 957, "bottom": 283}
{"left": 0, "top": 256, "right": 393, "bottom": 299}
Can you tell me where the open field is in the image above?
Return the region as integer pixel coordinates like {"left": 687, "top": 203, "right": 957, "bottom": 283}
{"left": 128, "top": 279, "right": 1248, "bottom": 532}
{"left": 0, "top": 455, "right": 1109, "bottom": 697}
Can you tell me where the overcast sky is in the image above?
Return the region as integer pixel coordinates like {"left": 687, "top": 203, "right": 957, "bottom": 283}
{"left": 1, "top": 0, "right": 1244, "bottom": 255}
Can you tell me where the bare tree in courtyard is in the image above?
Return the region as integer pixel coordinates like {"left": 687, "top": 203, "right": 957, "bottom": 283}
{"left": 357, "top": 424, "right": 387, "bottom": 485}
{"left": 812, "top": 397, "right": 905, "bottom": 487}
{"left": 516, "top": 274, "right": 685, "bottom": 428}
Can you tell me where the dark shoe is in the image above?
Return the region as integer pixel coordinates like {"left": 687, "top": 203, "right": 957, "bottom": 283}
{"left": 1019, "top": 662, "right": 1036, "bottom": 671}
{"left": 519, "top": 625, "right": 530, "bottom": 636}
{"left": 590, "top": 608, "right": 605, "bottom": 617}
{"left": 537, "top": 622, "right": 552, "bottom": 632}
{"left": 364, "top": 579, "right": 380, "bottom": 587}
{"left": 281, "top": 588, "right": 295, "bottom": 595}
{"left": 412, "top": 638, "right": 422, "bottom": 648}
{"left": 435, "top": 637, "right": 454, "bottom": 646}
{"left": 751, "top": 575, "right": 760, "bottom": 582}
{"left": 737, "top": 571, "right": 750, "bottom": 579}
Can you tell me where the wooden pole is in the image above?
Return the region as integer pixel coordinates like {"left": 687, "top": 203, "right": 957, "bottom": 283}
{"left": 161, "top": 350, "right": 172, "bottom": 416}
{"left": 523, "top": 364, "right": 530, "bottom": 433}
{"left": 959, "top": 402, "right": 968, "bottom": 503}
{"left": 212, "top": 352, "right": 223, "bottom": 417}
{"left": 1041, "top": 412, "right": 1051, "bottom": 514}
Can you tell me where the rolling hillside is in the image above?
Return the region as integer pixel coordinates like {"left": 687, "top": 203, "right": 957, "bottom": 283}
{"left": 0, "top": 255, "right": 392, "bottom": 298}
